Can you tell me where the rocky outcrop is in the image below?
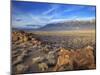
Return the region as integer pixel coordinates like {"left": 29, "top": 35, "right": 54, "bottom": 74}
{"left": 12, "top": 31, "right": 96, "bottom": 74}
{"left": 53, "top": 46, "right": 95, "bottom": 71}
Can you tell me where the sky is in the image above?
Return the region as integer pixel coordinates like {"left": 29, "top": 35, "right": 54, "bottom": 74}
{"left": 11, "top": 1, "right": 96, "bottom": 29}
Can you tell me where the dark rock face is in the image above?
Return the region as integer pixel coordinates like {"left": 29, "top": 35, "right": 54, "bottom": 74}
{"left": 12, "top": 31, "right": 96, "bottom": 74}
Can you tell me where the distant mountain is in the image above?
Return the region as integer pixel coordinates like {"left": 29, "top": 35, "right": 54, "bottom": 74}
{"left": 38, "top": 20, "right": 96, "bottom": 31}
{"left": 12, "top": 24, "right": 42, "bottom": 31}
{"left": 12, "top": 19, "right": 96, "bottom": 31}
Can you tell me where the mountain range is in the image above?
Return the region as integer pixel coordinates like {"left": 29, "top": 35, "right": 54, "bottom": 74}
{"left": 12, "top": 19, "right": 96, "bottom": 31}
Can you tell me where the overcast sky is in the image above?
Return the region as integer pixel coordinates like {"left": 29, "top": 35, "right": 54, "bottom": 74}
{"left": 11, "top": 1, "right": 96, "bottom": 29}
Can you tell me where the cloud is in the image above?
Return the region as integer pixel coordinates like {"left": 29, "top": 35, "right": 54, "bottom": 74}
{"left": 63, "top": 5, "right": 85, "bottom": 13}
{"left": 42, "top": 7, "right": 55, "bottom": 15}
{"left": 74, "top": 16, "right": 95, "bottom": 21}
{"left": 42, "top": 5, "right": 59, "bottom": 15}
{"left": 48, "top": 16, "right": 77, "bottom": 23}
{"left": 15, "top": 18, "right": 22, "bottom": 21}
{"left": 12, "top": 12, "right": 95, "bottom": 29}
{"left": 30, "top": 14, "right": 51, "bottom": 25}
{"left": 12, "top": 13, "right": 54, "bottom": 28}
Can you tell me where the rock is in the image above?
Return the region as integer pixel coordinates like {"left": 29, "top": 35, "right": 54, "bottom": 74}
{"left": 13, "top": 50, "right": 28, "bottom": 65}
{"left": 12, "top": 34, "right": 18, "bottom": 42}
{"left": 45, "top": 51, "right": 57, "bottom": 66}
{"left": 53, "top": 48, "right": 73, "bottom": 71}
{"left": 72, "top": 46, "right": 95, "bottom": 69}
{"left": 32, "top": 56, "right": 44, "bottom": 64}
{"left": 86, "top": 45, "right": 94, "bottom": 50}
{"left": 16, "top": 64, "right": 28, "bottom": 74}
{"left": 23, "top": 36, "right": 28, "bottom": 42}
{"left": 43, "top": 48, "right": 49, "bottom": 53}
{"left": 38, "top": 63, "right": 48, "bottom": 71}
